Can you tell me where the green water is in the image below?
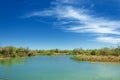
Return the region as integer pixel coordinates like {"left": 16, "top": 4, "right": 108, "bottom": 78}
{"left": 0, "top": 56, "right": 120, "bottom": 80}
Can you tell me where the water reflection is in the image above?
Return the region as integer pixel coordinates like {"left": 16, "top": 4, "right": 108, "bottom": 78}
{"left": 0, "top": 57, "right": 29, "bottom": 67}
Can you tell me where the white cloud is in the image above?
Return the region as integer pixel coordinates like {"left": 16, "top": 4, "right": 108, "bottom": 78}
{"left": 96, "top": 36, "right": 120, "bottom": 44}
{"left": 25, "top": 10, "right": 56, "bottom": 18}
{"left": 52, "top": 0, "right": 78, "bottom": 5}
{"left": 25, "top": 0, "right": 120, "bottom": 44}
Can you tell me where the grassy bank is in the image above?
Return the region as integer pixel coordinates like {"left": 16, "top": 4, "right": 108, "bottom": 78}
{"left": 72, "top": 55, "right": 120, "bottom": 62}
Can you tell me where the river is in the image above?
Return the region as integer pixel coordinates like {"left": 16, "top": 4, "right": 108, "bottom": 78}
{"left": 0, "top": 56, "right": 120, "bottom": 80}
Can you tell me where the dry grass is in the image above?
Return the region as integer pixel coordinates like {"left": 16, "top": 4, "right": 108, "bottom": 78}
{"left": 0, "top": 57, "right": 10, "bottom": 60}
{"left": 0, "top": 58, "right": 5, "bottom": 60}
{"left": 72, "top": 55, "right": 120, "bottom": 62}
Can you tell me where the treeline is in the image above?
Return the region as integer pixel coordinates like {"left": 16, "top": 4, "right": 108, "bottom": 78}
{"left": 71, "top": 47, "right": 120, "bottom": 56}
{"left": 0, "top": 46, "right": 120, "bottom": 58}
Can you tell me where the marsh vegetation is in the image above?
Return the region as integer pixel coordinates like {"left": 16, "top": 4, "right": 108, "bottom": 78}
{"left": 0, "top": 46, "right": 120, "bottom": 62}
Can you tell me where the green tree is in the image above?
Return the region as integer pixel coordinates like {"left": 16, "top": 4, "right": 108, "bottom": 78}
{"left": 16, "top": 47, "right": 26, "bottom": 56}
{"left": 100, "top": 47, "right": 111, "bottom": 56}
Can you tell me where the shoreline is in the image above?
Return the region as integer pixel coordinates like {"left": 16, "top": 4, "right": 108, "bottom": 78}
{"left": 1, "top": 55, "right": 120, "bottom": 63}
{"left": 0, "top": 57, "right": 10, "bottom": 60}
{"left": 0, "top": 58, "right": 6, "bottom": 60}
{"left": 72, "top": 55, "right": 120, "bottom": 62}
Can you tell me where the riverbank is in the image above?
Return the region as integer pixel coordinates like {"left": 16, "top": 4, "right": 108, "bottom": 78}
{"left": 0, "top": 58, "right": 7, "bottom": 60}
{"left": 0, "top": 46, "right": 120, "bottom": 62}
{"left": 72, "top": 55, "right": 120, "bottom": 62}
{"left": 0, "top": 58, "right": 4, "bottom": 60}
{"left": 0, "top": 57, "right": 10, "bottom": 60}
{"left": 1, "top": 55, "right": 120, "bottom": 63}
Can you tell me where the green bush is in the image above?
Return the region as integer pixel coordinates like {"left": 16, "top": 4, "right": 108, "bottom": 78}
{"left": 12, "top": 52, "right": 18, "bottom": 57}
{"left": 0, "top": 53, "right": 3, "bottom": 58}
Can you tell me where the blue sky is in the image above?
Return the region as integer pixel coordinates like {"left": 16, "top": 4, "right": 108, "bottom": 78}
{"left": 0, "top": 0, "right": 120, "bottom": 49}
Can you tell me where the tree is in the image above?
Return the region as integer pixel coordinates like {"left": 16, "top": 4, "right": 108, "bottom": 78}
{"left": 117, "top": 46, "right": 120, "bottom": 56}
{"left": 0, "top": 47, "right": 2, "bottom": 53}
{"left": 2, "top": 47, "right": 10, "bottom": 57}
{"left": 100, "top": 47, "right": 111, "bottom": 56}
{"left": 16, "top": 47, "right": 26, "bottom": 56}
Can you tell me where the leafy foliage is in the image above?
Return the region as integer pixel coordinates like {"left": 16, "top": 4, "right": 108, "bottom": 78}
{"left": 0, "top": 46, "right": 120, "bottom": 58}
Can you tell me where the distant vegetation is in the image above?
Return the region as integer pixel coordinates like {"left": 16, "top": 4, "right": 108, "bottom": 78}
{"left": 0, "top": 46, "right": 120, "bottom": 62}
{"left": 0, "top": 46, "right": 70, "bottom": 58}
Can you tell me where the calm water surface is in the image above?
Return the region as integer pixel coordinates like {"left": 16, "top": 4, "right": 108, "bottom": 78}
{"left": 0, "top": 56, "right": 120, "bottom": 80}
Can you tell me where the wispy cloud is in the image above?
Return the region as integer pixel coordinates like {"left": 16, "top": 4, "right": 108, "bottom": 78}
{"left": 25, "top": 0, "right": 120, "bottom": 44}
{"left": 96, "top": 36, "right": 120, "bottom": 44}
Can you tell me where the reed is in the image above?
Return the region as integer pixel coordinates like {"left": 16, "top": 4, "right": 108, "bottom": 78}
{"left": 72, "top": 55, "right": 120, "bottom": 62}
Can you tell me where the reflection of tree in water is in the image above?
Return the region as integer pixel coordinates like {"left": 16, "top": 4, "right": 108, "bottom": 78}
{"left": 0, "top": 57, "right": 29, "bottom": 67}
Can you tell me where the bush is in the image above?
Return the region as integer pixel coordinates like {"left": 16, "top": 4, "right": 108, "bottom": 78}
{"left": 0, "top": 53, "right": 3, "bottom": 58}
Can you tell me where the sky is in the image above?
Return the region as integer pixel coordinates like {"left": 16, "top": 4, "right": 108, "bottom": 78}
{"left": 0, "top": 0, "right": 120, "bottom": 49}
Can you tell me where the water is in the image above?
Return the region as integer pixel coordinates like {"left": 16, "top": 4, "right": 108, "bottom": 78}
{"left": 0, "top": 56, "right": 120, "bottom": 80}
